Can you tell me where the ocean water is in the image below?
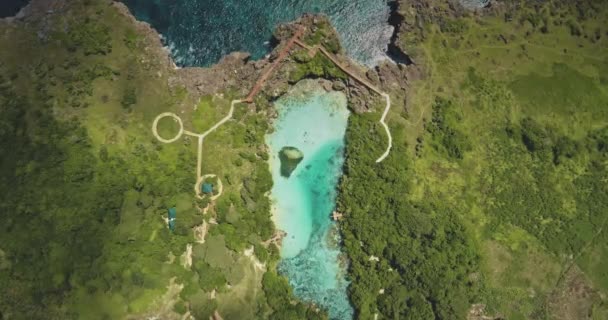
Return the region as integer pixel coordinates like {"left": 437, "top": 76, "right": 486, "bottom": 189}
{"left": 266, "top": 80, "right": 352, "bottom": 319}
{"left": 122, "top": 0, "right": 489, "bottom": 67}
{"left": 122, "top": 0, "right": 394, "bottom": 67}
{"left": 0, "top": 0, "right": 29, "bottom": 18}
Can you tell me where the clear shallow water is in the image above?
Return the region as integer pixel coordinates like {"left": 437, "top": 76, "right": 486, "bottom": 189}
{"left": 266, "top": 80, "right": 352, "bottom": 319}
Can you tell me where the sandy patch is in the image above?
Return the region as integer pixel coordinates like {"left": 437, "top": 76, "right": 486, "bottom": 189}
{"left": 166, "top": 252, "right": 176, "bottom": 264}
{"left": 193, "top": 221, "right": 209, "bottom": 244}
{"left": 127, "top": 277, "right": 188, "bottom": 320}
{"left": 180, "top": 244, "right": 193, "bottom": 269}
{"left": 244, "top": 246, "right": 266, "bottom": 272}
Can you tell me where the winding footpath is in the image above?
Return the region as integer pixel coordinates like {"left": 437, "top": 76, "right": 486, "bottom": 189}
{"left": 152, "top": 25, "right": 394, "bottom": 199}
{"left": 376, "top": 93, "right": 392, "bottom": 163}
{"left": 152, "top": 99, "right": 242, "bottom": 199}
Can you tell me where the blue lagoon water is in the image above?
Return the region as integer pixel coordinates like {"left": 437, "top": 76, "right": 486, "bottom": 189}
{"left": 266, "top": 80, "right": 352, "bottom": 319}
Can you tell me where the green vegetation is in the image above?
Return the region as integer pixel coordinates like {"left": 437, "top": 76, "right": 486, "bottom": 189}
{"left": 65, "top": 17, "right": 112, "bottom": 55}
{"left": 338, "top": 114, "right": 483, "bottom": 319}
{"left": 0, "top": 1, "right": 320, "bottom": 319}
{"left": 289, "top": 52, "right": 347, "bottom": 83}
{"left": 337, "top": 0, "right": 608, "bottom": 319}
{"left": 425, "top": 97, "right": 471, "bottom": 160}
{"left": 121, "top": 86, "right": 137, "bottom": 109}
{"left": 262, "top": 272, "right": 326, "bottom": 319}
{"left": 301, "top": 17, "right": 341, "bottom": 53}
{"left": 278, "top": 146, "right": 304, "bottom": 177}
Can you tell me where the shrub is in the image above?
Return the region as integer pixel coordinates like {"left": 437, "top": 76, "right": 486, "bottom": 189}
{"left": 121, "top": 87, "right": 137, "bottom": 109}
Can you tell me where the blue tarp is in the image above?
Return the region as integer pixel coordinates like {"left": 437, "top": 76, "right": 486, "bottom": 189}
{"left": 202, "top": 183, "right": 213, "bottom": 194}
{"left": 168, "top": 207, "right": 176, "bottom": 231}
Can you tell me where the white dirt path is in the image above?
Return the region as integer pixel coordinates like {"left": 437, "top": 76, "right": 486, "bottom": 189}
{"left": 376, "top": 93, "right": 392, "bottom": 163}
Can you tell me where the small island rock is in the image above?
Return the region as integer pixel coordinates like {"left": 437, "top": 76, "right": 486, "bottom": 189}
{"left": 279, "top": 146, "right": 304, "bottom": 178}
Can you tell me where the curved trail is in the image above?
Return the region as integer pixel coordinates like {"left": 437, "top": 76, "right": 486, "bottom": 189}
{"left": 376, "top": 93, "right": 392, "bottom": 163}
{"left": 293, "top": 39, "right": 392, "bottom": 163}
{"left": 152, "top": 99, "right": 244, "bottom": 184}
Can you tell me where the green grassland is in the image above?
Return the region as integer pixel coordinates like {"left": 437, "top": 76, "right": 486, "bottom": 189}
{"left": 0, "top": 1, "right": 324, "bottom": 319}
{"left": 338, "top": 0, "right": 608, "bottom": 319}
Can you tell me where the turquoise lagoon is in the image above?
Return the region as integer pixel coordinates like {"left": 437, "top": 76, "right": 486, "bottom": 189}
{"left": 266, "top": 80, "right": 352, "bottom": 319}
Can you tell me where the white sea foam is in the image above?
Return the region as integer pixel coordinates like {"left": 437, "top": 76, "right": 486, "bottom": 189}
{"left": 128, "top": 0, "right": 490, "bottom": 69}
{"left": 327, "top": 0, "right": 394, "bottom": 67}
{"left": 459, "top": 0, "right": 491, "bottom": 9}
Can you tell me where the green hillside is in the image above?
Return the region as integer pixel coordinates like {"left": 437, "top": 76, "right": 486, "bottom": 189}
{"left": 338, "top": 0, "right": 608, "bottom": 319}
{"left": 0, "top": 1, "right": 319, "bottom": 319}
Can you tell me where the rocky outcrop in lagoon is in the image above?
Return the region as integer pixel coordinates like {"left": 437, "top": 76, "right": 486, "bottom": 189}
{"left": 278, "top": 146, "right": 304, "bottom": 178}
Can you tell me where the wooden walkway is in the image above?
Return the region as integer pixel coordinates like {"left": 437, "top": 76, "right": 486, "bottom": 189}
{"left": 294, "top": 39, "right": 383, "bottom": 95}
{"left": 244, "top": 26, "right": 306, "bottom": 102}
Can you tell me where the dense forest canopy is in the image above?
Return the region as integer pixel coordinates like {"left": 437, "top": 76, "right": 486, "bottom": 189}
{"left": 336, "top": 0, "right": 608, "bottom": 319}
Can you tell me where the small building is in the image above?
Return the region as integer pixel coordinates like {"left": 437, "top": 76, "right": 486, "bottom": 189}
{"left": 168, "top": 207, "right": 176, "bottom": 231}
{"left": 202, "top": 183, "right": 214, "bottom": 194}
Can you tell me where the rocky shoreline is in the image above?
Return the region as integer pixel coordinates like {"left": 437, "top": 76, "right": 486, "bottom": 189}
{"left": 4, "top": 0, "right": 431, "bottom": 116}
{"left": 1, "top": 0, "right": 504, "bottom": 117}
